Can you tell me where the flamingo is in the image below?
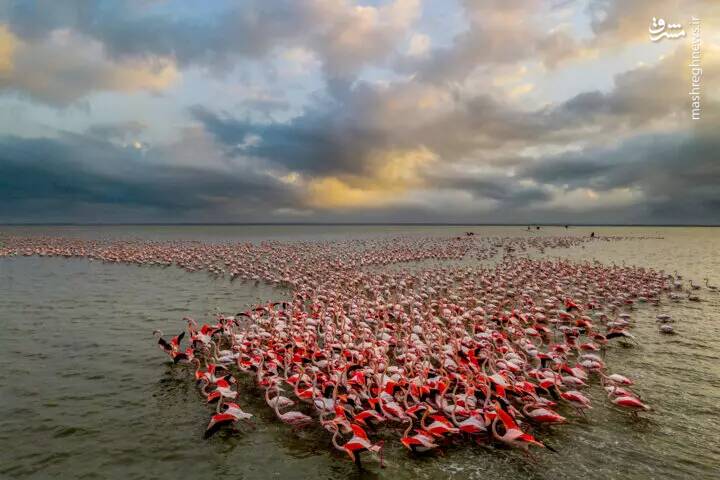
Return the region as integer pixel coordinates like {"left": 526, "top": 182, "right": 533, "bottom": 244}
{"left": 421, "top": 411, "right": 459, "bottom": 437}
{"left": 522, "top": 404, "right": 566, "bottom": 424}
{"left": 265, "top": 386, "right": 295, "bottom": 410}
{"left": 559, "top": 390, "right": 592, "bottom": 414}
{"left": 153, "top": 330, "right": 185, "bottom": 361}
{"left": 6, "top": 231, "right": 676, "bottom": 464}
{"left": 400, "top": 411, "right": 439, "bottom": 453}
{"left": 491, "top": 403, "right": 545, "bottom": 453}
{"left": 610, "top": 396, "right": 650, "bottom": 414}
{"left": 331, "top": 424, "right": 384, "bottom": 468}
{"left": 353, "top": 409, "right": 386, "bottom": 427}
{"left": 204, "top": 402, "right": 254, "bottom": 438}
{"left": 271, "top": 386, "right": 313, "bottom": 427}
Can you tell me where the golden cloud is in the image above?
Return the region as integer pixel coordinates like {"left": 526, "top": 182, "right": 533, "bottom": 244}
{"left": 306, "top": 146, "right": 437, "bottom": 208}
{"left": 108, "top": 58, "right": 178, "bottom": 93}
{"left": 0, "top": 24, "right": 17, "bottom": 75}
{"left": 0, "top": 29, "right": 178, "bottom": 105}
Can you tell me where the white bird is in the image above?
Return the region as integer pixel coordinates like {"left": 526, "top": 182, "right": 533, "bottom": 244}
{"left": 659, "top": 324, "right": 675, "bottom": 335}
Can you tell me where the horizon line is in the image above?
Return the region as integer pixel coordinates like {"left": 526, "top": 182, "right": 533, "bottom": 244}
{"left": 1, "top": 222, "right": 719, "bottom": 227}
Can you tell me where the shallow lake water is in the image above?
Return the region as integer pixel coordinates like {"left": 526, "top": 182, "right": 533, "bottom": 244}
{"left": 1, "top": 226, "right": 719, "bottom": 479}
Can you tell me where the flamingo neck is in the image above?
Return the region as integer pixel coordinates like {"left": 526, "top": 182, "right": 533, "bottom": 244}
{"left": 272, "top": 388, "right": 283, "bottom": 416}
{"left": 420, "top": 408, "right": 430, "bottom": 430}
{"left": 402, "top": 418, "right": 413, "bottom": 438}
{"left": 331, "top": 429, "right": 345, "bottom": 452}
{"left": 491, "top": 416, "right": 503, "bottom": 441}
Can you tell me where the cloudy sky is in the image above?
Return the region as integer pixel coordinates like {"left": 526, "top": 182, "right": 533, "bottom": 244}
{"left": 0, "top": 0, "right": 718, "bottom": 224}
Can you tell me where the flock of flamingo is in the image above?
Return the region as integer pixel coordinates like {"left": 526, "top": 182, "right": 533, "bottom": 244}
{"left": 1, "top": 232, "right": 715, "bottom": 468}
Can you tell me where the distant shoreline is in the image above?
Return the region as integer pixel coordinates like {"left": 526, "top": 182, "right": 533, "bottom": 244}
{"left": 1, "top": 223, "right": 718, "bottom": 228}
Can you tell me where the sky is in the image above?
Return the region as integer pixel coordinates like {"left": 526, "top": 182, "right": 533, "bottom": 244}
{"left": 0, "top": 0, "right": 718, "bottom": 224}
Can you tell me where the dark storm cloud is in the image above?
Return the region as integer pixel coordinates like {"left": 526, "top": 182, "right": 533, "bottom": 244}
{"left": 0, "top": 1, "right": 315, "bottom": 106}
{"left": 519, "top": 132, "right": 720, "bottom": 223}
{"left": 0, "top": 133, "right": 299, "bottom": 221}
{"left": 193, "top": 84, "right": 559, "bottom": 182}
{"left": 1, "top": 1, "right": 718, "bottom": 224}
{"left": 2, "top": 0, "right": 416, "bottom": 86}
{"left": 416, "top": 95, "right": 554, "bottom": 158}
{"left": 86, "top": 121, "right": 147, "bottom": 141}
{"left": 430, "top": 44, "right": 714, "bottom": 158}
{"left": 3, "top": 1, "right": 310, "bottom": 66}
{"left": 192, "top": 104, "right": 389, "bottom": 176}
{"left": 520, "top": 149, "right": 618, "bottom": 188}
{"left": 191, "top": 42, "right": 691, "bottom": 183}
{"left": 464, "top": 178, "right": 551, "bottom": 206}
{"left": 190, "top": 40, "right": 713, "bottom": 219}
{"left": 550, "top": 48, "right": 692, "bottom": 129}
{"left": 431, "top": 171, "right": 552, "bottom": 206}
{"left": 522, "top": 133, "right": 715, "bottom": 191}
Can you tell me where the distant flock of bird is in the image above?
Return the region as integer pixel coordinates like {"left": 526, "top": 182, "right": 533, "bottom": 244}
{"left": 1, "top": 232, "right": 715, "bottom": 467}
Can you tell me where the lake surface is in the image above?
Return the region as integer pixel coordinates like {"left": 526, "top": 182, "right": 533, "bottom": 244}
{"left": 1, "top": 225, "right": 719, "bottom": 479}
